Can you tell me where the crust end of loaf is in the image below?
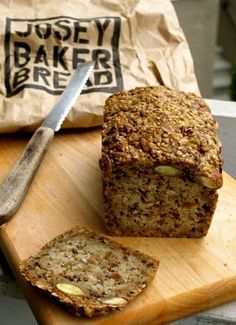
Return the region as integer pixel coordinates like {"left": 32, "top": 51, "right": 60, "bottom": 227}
{"left": 100, "top": 86, "right": 223, "bottom": 238}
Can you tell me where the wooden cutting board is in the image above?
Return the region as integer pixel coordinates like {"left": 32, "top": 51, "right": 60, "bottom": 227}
{"left": 0, "top": 129, "right": 236, "bottom": 325}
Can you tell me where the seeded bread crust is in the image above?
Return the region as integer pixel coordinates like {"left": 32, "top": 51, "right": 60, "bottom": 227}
{"left": 101, "top": 86, "right": 223, "bottom": 178}
{"left": 19, "top": 226, "right": 159, "bottom": 317}
{"left": 100, "top": 86, "right": 223, "bottom": 237}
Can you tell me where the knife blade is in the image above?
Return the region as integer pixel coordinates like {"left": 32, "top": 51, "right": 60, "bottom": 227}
{"left": 0, "top": 61, "right": 94, "bottom": 226}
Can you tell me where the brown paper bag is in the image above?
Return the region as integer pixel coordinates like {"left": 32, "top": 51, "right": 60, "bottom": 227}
{"left": 0, "top": 0, "right": 199, "bottom": 133}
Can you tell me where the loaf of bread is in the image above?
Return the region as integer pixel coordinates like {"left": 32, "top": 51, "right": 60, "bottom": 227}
{"left": 100, "top": 86, "right": 223, "bottom": 237}
{"left": 19, "top": 226, "right": 158, "bottom": 317}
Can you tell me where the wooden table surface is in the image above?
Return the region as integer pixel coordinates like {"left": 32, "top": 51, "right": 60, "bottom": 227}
{"left": 0, "top": 129, "right": 236, "bottom": 325}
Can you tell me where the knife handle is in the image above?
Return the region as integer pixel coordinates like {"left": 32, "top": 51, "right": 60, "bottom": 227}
{"left": 0, "top": 127, "right": 54, "bottom": 226}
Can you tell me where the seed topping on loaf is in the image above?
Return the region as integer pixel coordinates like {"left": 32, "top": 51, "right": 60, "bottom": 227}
{"left": 100, "top": 86, "right": 223, "bottom": 237}
{"left": 101, "top": 86, "right": 223, "bottom": 188}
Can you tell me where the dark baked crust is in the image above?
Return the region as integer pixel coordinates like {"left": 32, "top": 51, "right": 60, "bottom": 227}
{"left": 100, "top": 86, "right": 223, "bottom": 237}
{"left": 101, "top": 86, "right": 223, "bottom": 182}
{"left": 19, "top": 226, "right": 159, "bottom": 317}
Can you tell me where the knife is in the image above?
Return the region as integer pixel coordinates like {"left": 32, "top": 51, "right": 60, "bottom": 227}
{"left": 0, "top": 61, "right": 94, "bottom": 226}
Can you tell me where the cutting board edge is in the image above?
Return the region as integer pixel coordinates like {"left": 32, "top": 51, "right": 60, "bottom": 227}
{"left": 1, "top": 227, "right": 236, "bottom": 325}
{"left": 0, "top": 228, "right": 55, "bottom": 325}
{"left": 147, "top": 276, "right": 236, "bottom": 325}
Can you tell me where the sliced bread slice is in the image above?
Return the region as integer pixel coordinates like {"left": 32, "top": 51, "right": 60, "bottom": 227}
{"left": 19, "top": 226, "right": 159, "bottom": 317}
